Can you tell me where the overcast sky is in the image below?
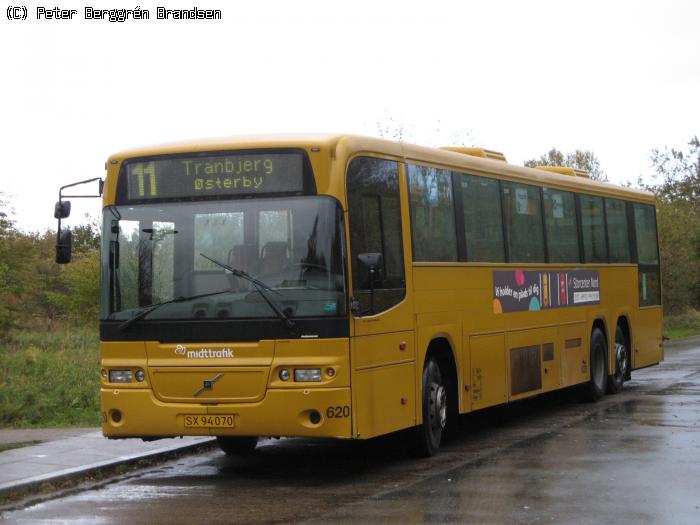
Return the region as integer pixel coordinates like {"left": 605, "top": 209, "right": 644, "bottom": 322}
{"left": 1, "top": 0, "right": 698, "bottom": 231}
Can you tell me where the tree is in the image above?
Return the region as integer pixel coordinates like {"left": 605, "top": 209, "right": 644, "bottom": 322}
{"left": 376, "top": 116, "right": 412, "bottom": 143}
{"left": 71, "top": 215, "right": 101, "bottom": 255}
{"left": 649, "top": 136, "right": 700, "bottom": 204}
{"left": 0, "top": 194, "right": 24, "bottom": 331}
{"left": 46, "top": 247, "right": 101, "bottom": 323}
{"left": 524, "top": 148, "right": 607, "bottom": 181}
{"left": 0, "top": 195, "right": 103, "bottom": 332}
{"left": 0, "top": 194, "right": 13, "bottom": 236}
{"left": 647, "top": 137, "right": 700, "bottom": 313}
{"left": 375, "top": 117, "right": 473, "bottom": 147}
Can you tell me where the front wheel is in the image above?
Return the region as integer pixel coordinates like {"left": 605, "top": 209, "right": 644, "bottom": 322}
{"left": 216, "top": 436, "right": 258, "bottom": 455}
{"left": 414, "top": 358, "right": 447, "bottom": 457}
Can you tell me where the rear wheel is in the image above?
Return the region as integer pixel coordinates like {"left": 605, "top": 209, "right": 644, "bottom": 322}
{"left": 582, "top": 328, "right": 607, "bottom": 402}
{"left": 607, "top": 325, "right": 629, "bottom": 394}
{"left": 216, "top": 436, "right": 258, "bottom": 455}
{"left": 414, "top": 357, "right": 447, "bottom": 457}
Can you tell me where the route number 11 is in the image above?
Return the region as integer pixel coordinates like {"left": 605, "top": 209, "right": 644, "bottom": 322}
{"left": 131, "top": 162, "right": 158, "bottom": 197}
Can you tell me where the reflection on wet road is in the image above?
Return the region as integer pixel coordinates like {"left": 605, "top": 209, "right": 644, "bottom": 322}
{"left": 3, "top": 339, "right": 700, "bottom": 524}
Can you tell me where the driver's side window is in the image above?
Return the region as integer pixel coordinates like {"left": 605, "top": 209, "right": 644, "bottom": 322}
{"left": 347, "top": 157, "right": 406, "bottom": 315}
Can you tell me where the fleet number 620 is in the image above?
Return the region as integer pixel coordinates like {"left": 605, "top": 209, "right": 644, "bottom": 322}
{"left": 326, "top": 405, "right": 350, "bottom": 418}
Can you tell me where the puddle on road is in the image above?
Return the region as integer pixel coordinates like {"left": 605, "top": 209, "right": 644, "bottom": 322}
{"left": 647, "top": 381, "right": 700, "bottom": 396}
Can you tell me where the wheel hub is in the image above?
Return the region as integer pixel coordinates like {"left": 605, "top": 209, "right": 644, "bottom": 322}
{"left": 616, "top": 342, "right": 628, "bottom": 376}
{"left": 430, "top": 383, "right": 447, "bottom": 429}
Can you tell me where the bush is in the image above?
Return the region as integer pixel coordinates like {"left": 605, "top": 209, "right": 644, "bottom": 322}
{"left": 656, "top": 199, "right": 700, "bottom": 313}
{"left": 0, "top": 326, "right": 100, "bottom": 427}
{"left": 0, "top": 194, "right": 101, "bottom": 333}
{"left": 665, "top": 309, "right": 700, "bottom": 339}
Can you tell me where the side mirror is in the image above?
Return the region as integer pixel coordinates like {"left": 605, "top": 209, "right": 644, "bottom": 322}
{"left": 356, "top": 252, "right": 384, "bottom": 289}
{"left": 54, "top": 200, "right": 71, "bottom": 219}
{"left": 56, "top": 229, "right": 73, "bottom": 264}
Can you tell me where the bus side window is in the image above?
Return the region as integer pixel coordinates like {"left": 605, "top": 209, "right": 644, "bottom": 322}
{"left": 580, "top": 195, "right": 608, "bottom": 263}
{"left": 407, "top": 164, "right": 458, "bottom": 262}
{"left": 461, "top": 174, "right": 505, "bottom": 262}
{"left": 502, "top": 182, "right": 545, "bottom": 263}
{"left": 347, "top": 157, "right": 405, "bottom": 314}
{"left": 633, "top": 203, "right": 661, "bottom": 306}
{"left": 543, "top": 188, "right": 579, "bottom": 263}
{"left": 605, "top": 199, "right": 631, "bottom": 263}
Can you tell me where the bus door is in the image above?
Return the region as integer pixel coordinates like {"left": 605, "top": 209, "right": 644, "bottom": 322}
{"left": 346, "top": 157, "right": 416, "bottom": 439}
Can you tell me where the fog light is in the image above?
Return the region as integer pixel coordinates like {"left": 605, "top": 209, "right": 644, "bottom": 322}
{"left": 111, "top": 410, "right": 122, "bottom": 423}
{"left": 135, "top": 369, "right": 145, "bottom": 382}
{"left": 101, "top": 369, "right": 107, "bottom": 378}
{"left": 109, "top": 370, "right": 132, "bottom": 383}
{"left": 309, "top": 410, "right": 321, "bottom": 424}
{"left": 326, "top": 367, "right": 336, "bottom": 377}
{"left": 279, "top": 369, "right": 290, "bottom": 381}
{"left": 294, "top": 368, "right": 321, "bottom": 382}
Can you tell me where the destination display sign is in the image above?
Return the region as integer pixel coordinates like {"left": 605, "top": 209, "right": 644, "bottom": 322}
{"left": 123, "top": 152, "right": 304, "bottom": 201}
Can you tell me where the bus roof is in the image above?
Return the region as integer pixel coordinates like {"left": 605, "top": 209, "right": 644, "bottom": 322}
{"left": 106, "top": 133, "right": 655, "bottom": 204}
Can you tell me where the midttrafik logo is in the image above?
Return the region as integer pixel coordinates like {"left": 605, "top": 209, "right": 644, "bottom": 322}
{"left": 174, "top": 344, "right": 234, "bottom": 359}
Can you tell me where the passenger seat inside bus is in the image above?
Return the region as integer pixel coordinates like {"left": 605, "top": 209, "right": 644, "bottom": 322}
{"left": 228, "top": 243, "right": 258, "bottom": 272}
{"left": 260, "top": 241, "right": 290, "bottom": 275}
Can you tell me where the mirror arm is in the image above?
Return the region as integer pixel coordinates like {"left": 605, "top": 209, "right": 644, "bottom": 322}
{"left": 58, "top": 177, "right": 104, "bottom": 201}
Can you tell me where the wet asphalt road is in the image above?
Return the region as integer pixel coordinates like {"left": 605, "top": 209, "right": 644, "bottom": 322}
{"left": 3, "top": 338, "right": 700, "bottom": 525}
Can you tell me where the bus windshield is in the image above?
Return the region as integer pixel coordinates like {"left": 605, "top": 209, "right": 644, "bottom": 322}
{"left": 100, "top": 196, "right": 347, "bottom": 323}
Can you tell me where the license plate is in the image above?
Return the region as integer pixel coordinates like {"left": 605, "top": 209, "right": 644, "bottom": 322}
{"left": 183, "top": 414, "right": 235, "bottom": 428}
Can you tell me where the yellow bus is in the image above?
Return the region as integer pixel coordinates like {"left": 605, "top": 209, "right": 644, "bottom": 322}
{"left": 55, "top": 134, "right": 663, "bottom": 456}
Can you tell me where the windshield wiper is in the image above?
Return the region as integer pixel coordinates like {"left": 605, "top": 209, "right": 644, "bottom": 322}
{"left": 199, "top": 253, "right": 295, "bottom": 330}
{"left": 199, "top": 253, "right": 281, "bottom": 295}
{"left": 118, "top": 290, "right": 231, "bottom": 332}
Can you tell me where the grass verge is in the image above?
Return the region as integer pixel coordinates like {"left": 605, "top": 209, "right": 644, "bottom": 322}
{"left": 665, "top": 309, "right": 700, "bottom": 339}
{"left": 0, "top": 325, "right": 100, "bottom": 428}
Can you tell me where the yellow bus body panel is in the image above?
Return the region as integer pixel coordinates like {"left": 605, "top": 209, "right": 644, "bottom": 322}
{"left": 101, "top": 338, "right": 352, "bottom": 438}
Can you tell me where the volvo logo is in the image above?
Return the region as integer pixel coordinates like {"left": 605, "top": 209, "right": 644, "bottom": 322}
{"left": 194, "top": 373, "right": 224, "bottom": 397}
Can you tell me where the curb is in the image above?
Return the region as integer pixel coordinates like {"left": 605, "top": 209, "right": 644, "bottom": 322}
{"left": 0, "top": 437, "right": 216, "bottom": 508}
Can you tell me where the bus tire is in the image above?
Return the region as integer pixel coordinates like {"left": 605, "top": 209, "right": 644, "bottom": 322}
{"left": 607, "top": 325, "right": 629, "bottom": 394}
{"left": 216, "top": 436, "right": 258, "bottom": 455}
{"left": 414, "top": 357, "right": 447, "bottom": 457}
{"left": 583, "top": 328, "right": 607, "bottom": 402}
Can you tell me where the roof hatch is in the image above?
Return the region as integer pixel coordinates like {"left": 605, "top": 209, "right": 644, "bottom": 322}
{"left": 439, "top": 147, "right": 507, "bottom": 162}
{"left": 534, "top": 166, "right": 589, "bottom": 178}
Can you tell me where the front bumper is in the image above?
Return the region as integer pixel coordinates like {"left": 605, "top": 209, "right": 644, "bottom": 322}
{"left": 101, "top": 387, "right": 352, "bottom": 439}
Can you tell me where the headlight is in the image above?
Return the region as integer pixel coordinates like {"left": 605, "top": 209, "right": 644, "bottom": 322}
{"left": 109, "top": 370, "right": 133, "bottom": 383}
{"left": 294, "top": 368, "right": 321, "bottom": 382}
